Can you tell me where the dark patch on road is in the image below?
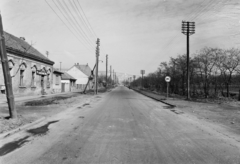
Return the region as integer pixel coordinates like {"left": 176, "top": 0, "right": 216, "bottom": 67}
{"left": 163, "top": 106, "right": 184, "bottom": 114}
{"left": 79, "top": 116, "right": 85, "bottom": 118}
{"left": 82, "top": 103, "right": 90, "bottom": 107}
{"left": 170, "top": 109, "right": 184, "bottom": 114}
{"left": 163, "top": 106, "right": 175, "bottom": 109}
{"left": 62, "top": 157, "right": 68, "bottom": 161}
{"left": 27, "top": 120, "right": 59, "bottom": 136}
{"left": 0, "top": 136, "right": 30, "bottom": 156}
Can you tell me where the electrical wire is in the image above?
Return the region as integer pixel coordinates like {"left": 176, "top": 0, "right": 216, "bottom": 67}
{"left": 70, "top": 0, "right": 96, "bottom": 41}
{"left": 75, "top": 0, "right": 98, "bottom": 38}
{"left": 45, "top": 0, "right": 94, "bottom": 53}
{"left": 59, "top": 0, "right": 95, "bottom": 48}
{"left": 55, "top": 0, "right": 95, "bottom": 49}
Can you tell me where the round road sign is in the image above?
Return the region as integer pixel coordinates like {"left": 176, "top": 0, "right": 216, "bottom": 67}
{"left": 165, "top": 76, "right": 171, "bottom": 82}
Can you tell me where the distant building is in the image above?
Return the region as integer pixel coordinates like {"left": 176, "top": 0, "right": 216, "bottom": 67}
{"left": 61, "top": 72, "right": 76, "bottom": 92}
{"left": 67, "top": 63, "right": 93, "bottom": 91}
{"left": 52, "top": 68, "right": 63, "bottom": 93}
{"left": 0, "top": 32, "right": 54, "bottom": 96}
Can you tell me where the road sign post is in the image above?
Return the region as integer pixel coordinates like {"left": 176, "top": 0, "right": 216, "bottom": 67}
{"left": 165, "top": 76, "right": 171, "bottom": 99}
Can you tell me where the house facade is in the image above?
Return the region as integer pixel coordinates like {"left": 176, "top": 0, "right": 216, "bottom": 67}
{"left": 67, "top": 63, "right": 93, "bottom": 91}
{"left": 52, "top": 68, "right": 63, "bottom": 93}
{"left": 61, "top": 72, "right": 76, "bottom": 92}
{"left": 0, "top": 32, "right": 54, "bottom": 96}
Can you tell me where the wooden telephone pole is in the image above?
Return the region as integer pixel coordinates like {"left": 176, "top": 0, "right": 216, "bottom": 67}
{"left": 95, "top": 38, "right": 100, "bottom": 94}
{"left": 110, "top": 65, "right": 112, "bottom": 86}
{"left": 113, "top": 69, "right": 114, "bottom": 85}
{"left": 106, "top": 54, "right": 108, "bottom": 88}
{"left": 182, "top": 21, "right": 195, "bottom": 100}
{"left": 0, "top": 14, "right": 17, "bottom": 118}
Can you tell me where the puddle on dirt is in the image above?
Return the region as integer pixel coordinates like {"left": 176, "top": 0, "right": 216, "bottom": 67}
{"left": 163, "top": 106, "right": 175, "bottom": 109}
{"left": 24, "top": 95, "right": 78, "bottom": 106}
{"left": 0, "top": 136, "right": 30, "bottom": 156}
{"left": 27, "top": 120, "right": 59, "bottom": 136}
{"left": 82, "top": 103, "right": 90, "bottom": 107}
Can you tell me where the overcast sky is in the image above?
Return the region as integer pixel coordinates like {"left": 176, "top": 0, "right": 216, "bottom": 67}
{"left": 1, "top": 0, "right": 240, "bottom": 78}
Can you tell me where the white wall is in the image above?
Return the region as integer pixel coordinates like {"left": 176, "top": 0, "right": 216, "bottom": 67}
{"left": 67, "top": 66, "right": 89, "bottom": 85}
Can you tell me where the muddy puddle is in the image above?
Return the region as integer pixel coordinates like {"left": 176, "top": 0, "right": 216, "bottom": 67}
{"left": 27, "top": 120, "right": 59, "bottom": 136}
{"left": 24, "top": 95, "right": 78, "bottom": 106}
{"left": 0, "top": 136, "right": 30, "bottom": 156}
{"left": 0, "top": 120, "right": 59, "bottom": 157}
{"left": 163, "top": 106, "right": 175, "bottom": 109}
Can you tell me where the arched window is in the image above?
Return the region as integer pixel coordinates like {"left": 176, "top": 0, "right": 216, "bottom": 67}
{"left": 31, "top": 65, "right": 37, "bottom": 87}
{"left": 8, "top": 59, "right": 15, "bottom": 69}
{"left": 8, "top": 59, "right": 15, "bottom": 77}
{"left": 19, "top": 62, "right": 27, "bottom": 87}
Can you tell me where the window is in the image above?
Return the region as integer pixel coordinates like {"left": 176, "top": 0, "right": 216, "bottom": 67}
{"left": 20, "top": 70, "right": 24, "bottom": 86}
{"left": 19, "top": 62, "right": 26, "bottom": 87}
{"left": 31, "top": 72, "right": 35, "bottom": 87}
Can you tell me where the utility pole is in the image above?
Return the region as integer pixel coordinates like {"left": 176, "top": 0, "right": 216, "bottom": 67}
{"left": 0, "top": 14, "right": 17, "bottom": 118}
{"left": 60, "top": 62, "right": 62, "bottom": 71}
{"left": 133, "top": 75, "right": 136, "bottom": 87}
{"left": 110, "top": 65, "right": 112, "bottom": 86}
{"left": 182, "top": 21, "right": 195, "bottom": 100}
{"left": 95, "top": 38, "right": 100, "bottom": 94}
{"left": 106, "top": 54, "right": 108, "bottom": 88}
{"left": 113, "top": 69, "right": 114, "bottom": 85}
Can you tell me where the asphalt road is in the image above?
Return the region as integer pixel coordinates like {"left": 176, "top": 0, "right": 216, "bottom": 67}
{"left": 1, "top": 86, "right": 240, "bottom": 164}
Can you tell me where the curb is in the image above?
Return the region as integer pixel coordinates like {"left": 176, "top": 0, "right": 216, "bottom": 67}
{"left": 132, "top": 88, "right": 176, "bottom": 107}
{"left": 0, "top": 116, "right": 46, "bottom": 140}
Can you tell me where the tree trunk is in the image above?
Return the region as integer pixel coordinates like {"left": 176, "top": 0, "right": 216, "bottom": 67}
{"left": 226, "top": 82, "right": 229, "bottom": 97}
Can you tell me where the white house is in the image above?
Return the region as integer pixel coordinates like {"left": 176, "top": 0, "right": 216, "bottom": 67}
{"left": 61, "top": 72, "right": 76, "bottom": 92}
{"left": 67, "top": 63, "right": 93, "bottom": 91}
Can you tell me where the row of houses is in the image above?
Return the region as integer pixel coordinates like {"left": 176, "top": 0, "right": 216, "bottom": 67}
{"left": 0, "top": 31, "right": 94, "bottom": 97}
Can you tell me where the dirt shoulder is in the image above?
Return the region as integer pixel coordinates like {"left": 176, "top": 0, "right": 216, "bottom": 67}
{"left": 134, "top": 88, "right": 240, "bottom": 136}
{"left": 0, "top": 92, "right": 97, "bottom": 134}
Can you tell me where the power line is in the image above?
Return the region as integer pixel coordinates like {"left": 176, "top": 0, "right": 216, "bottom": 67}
{"left": 70, "top": 0, "right": 96, "bottom": 41}
{"left": 59, "top": 0, "right": 95, "bottom": 48}
{"left": 189, "top": 0, "right": 216, "bottom": 21}
{"left": 49, "top": 0, "right": 94, "bottom": 50}
{"left": 45, "top": 0, "right": 94, "bottom": 53}
{"left": 75, "top": 0, "right": 98, "bottom": 38}
{"left": 55, "top": 0, "right": 95, "bottom": 49}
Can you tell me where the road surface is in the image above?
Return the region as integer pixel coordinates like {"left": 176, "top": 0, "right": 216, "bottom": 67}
{"left": 1, "top": 86, "right": 240, "bottom": 164}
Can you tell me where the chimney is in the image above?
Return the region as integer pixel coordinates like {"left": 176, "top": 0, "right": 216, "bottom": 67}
{"left": 20, "top": 37, "right": 25, "bottom": 41}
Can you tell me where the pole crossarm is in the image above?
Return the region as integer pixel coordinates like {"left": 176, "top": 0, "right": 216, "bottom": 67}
{"left": 182, "top": 21, "right": 195, "bottom": 36}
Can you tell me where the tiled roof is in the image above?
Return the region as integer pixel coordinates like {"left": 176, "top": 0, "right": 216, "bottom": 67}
{"left": 62, "top": 72, "right": 76, "bottom": 80}
{"left": 76, "top": 64, "right": 92, "bottom": 76}
{"left": 4, "top": 31, "right": 54, "bottom": 65}
{"left": 53, "top": 68, "right": 64, "bottom": 74}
